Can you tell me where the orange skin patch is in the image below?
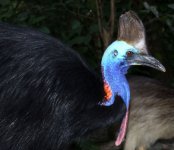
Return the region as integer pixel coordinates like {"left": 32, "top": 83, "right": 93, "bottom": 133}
{"left": 104, "top": 81, "right": 112, "bottom": 100}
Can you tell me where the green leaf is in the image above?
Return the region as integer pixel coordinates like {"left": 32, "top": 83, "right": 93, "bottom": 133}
{"left": 0, "top": 0, "right": 10, "bottom": 6}
{"left": 150, "top": 6, "right": 159, "bottom": 18}
{"left": 39, "top": 26, "right": 50, "bottom": 34}
{"left": 30, "top": 16, "right": 45, "bottom": 24}
{"left": 69, "top": 36, "right": 86, "bottom": 45}
{"left": 16, "top": 12, "right": 29, "bottom": 22}
{"left": 143, "top": 1, "right": 150, "bottom": 10}
{"left": 71, "top": 20, "right": 82, "bottom": 35}
{"left": 143, "top": 2, "right": 159, "bottom": 17}
{"left": 168, "top": 4, "right": 174, "bottom": 10}
{"left": 69, "top": 34, "right": 91, "bottom": 46}
{"left": 72, "top": 20, "right": 81, "bottom": 30}
{"left": 89, "top": 24, "right": 99, "bottom": 33}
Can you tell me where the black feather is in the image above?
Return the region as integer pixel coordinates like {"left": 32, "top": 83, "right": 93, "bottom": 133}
{"left": 0, "top": 23, "right": 126, "bottom": 150}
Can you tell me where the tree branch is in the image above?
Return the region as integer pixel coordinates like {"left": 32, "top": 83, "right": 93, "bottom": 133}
{"left": 96, "top": 0, "right": 104, "bottom": 38}
{"left": 109, "top": 0, "right": 115, "bottom": 39}
{"left": 96, "top": 0, "right": 116, "bottom": 49}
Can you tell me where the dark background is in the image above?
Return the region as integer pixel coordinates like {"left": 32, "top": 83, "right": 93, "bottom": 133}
{"left": 0, "top": 0, "right": 173, "bottom": 149}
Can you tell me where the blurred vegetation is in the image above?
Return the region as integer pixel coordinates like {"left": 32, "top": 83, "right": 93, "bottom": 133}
{"left": 0, "top": 0, "right": 173, "bottom": 83}
{"left": 0, "top": 0, "right": 173, "bottom": 149}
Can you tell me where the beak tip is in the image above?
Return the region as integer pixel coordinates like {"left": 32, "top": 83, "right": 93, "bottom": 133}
{"left": 163, "top": 69, "right": 166, "bottom": 72}
{"left": 159, "top": 65, "right": 166, "bottom": 72}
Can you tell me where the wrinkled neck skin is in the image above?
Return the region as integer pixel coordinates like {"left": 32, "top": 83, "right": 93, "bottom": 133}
{"left": 101, "top": 64, "right": 130, "bottom": 109}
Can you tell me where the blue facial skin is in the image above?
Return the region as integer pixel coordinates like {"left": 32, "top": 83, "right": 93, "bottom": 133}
{"left": 101, "top": 41, "right": 138, "bottom": 109}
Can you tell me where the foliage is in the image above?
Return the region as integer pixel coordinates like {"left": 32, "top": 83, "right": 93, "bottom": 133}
{"left": 0, "top": 0, "right": 173, "bottom": 78}
{"left": 0, "top": 0, "right": 173, "bottom": 148}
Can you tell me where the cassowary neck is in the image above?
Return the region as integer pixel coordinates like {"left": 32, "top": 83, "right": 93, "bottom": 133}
{"left": 101, "top": 65, "right": 130, "bottom": 108}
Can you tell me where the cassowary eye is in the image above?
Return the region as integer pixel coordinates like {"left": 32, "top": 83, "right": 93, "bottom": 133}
{"left": 113, "top": 50, "right": 118, "bottom": 57}
{"left": 126, "top": 51, "right": 134, "bottom": 57}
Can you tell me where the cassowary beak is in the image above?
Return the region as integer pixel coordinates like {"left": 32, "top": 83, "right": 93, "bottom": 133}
{"left": 126, "top": 53, "right": 166, "bottom": 72}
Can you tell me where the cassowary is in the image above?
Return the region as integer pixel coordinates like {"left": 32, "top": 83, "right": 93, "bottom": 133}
{"left": 124, "top": 76, "right": 174, "bottom": 150}
{"left": 0, "top": 11, "right": 165, "bottom": 150}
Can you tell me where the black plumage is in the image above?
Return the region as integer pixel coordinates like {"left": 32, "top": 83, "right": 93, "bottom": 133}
{"left": 0, "top": 23, "right": 126, "bottom": 150}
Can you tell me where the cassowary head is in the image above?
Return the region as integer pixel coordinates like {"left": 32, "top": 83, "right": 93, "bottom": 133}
{"left": 101, "top": 11, "right": 165, "bottom": 146}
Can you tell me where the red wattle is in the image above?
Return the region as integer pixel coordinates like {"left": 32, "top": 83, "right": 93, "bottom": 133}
{"left": 115, "top": 111, "right": 129, "bottom": 146}
{"left": 104, "top": 81, "right": 112, "bottom": 101}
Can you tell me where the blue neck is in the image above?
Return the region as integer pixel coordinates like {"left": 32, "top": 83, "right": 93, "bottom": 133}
{"left": 102, "top": 65, "right": 130, "bottom": 109}
{"left": 100, "top": 40, "right": 136, "bottom": 109}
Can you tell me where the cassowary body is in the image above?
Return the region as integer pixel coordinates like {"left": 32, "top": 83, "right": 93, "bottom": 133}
{"left": 124, "top": 76, "right": 174, "bottom": 150}
{"left": 0, "top": 11, "right": 165, "bottom": 150}
{"left": 0, "top": 23, "right": 127, "bottom": 150}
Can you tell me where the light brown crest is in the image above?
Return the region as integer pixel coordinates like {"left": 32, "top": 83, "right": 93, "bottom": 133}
{"left": 117, "top": 10, "right": 148, "bottom": 54}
